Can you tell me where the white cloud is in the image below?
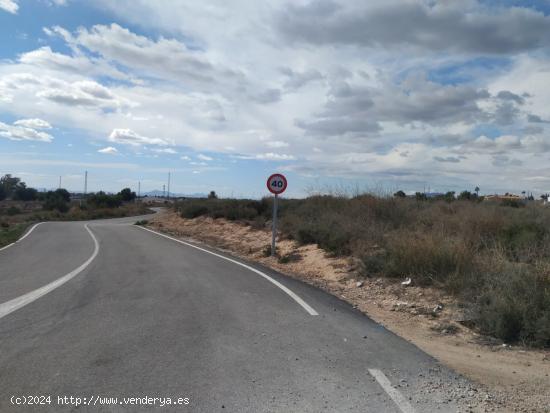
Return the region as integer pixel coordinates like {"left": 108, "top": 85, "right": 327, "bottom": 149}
{"left": 151, "top": 148, "right": 177, "bottom": 154}
{"left": 180, "top": 155, "right": 191, "bottom": 160}
{"left": 197, "top": 154, "right": 213, "bottom": 161}
{"left": 255, "top": 153, "right": 296, "bottom": 161}
{"left": 98, "top": 146, "right": 118, "bottom": 154}
{"left": 0, "top": 120, "right": 53, "bottom": 142}
{"left": 108, "top": 128, "right": 170, "bottom": 146}
{"left": 13, "top": 118, "right": 52, "bottom": 129}
{"left": 0, "top": 0, "right": 18, "bottom": 14}
{"left": 266, "top": 140, "right": 289, "bottom": 148}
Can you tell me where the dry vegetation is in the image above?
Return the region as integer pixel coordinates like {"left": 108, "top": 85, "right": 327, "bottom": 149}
{"left": 175, "top": 195, "right": 550, "bottom": 348}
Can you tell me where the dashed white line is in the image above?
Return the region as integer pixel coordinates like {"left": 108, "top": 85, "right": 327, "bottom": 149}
{"left": 0, "top": 224, "right": 99, "bottom": 320}
{"left": 136, "top": 225, "right": 319, "bottom": 316}
{"left": 0, "top": 222, "right": 43, "bottom": 252}
{"left": 368, "top": 369, "right": 416, "bottom": 413}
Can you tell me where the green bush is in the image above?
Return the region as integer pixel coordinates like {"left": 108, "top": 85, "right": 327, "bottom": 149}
{"left": 87, "top": 192, "right": 122, "bottom": 208}
{"left": 180, "top": 203, "right": 210, "bottom": 219}
{"left": 7, "top": 206, "right": 21, "bottom": 216}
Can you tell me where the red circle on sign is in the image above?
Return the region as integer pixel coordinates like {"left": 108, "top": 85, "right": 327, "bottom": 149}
{"left": 267, "top": 173, "right": 287, "bottom": 195}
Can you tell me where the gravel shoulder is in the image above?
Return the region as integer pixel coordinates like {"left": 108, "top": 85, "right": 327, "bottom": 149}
{"left": 149, "top": 211, "right": 550, "bottom": 412}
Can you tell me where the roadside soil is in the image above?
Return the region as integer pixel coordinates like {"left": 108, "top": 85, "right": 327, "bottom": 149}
{"left": 149, "top": 211, "right": 550, "bottom": 413}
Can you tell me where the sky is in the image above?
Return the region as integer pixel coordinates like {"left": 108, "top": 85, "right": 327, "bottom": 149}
{"left": 1, "top": 0, "right": 550, "bottom": 198}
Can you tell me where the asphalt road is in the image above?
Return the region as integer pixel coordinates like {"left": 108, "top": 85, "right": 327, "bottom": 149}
{"left": 0, "top": 214, "right": 473, "bottom": 412}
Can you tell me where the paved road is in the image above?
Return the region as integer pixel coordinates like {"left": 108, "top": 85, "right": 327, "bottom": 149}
{"left": 0, "top": 214, "right": 473, "bottom": 412}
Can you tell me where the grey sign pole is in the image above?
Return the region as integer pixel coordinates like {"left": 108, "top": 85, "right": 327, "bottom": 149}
{"left": 271, "top": 193, "right": 278, "bottom": 256}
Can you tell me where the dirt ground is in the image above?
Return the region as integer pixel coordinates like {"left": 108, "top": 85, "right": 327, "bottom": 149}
{"left": 149, "top": 211, "right": 550, "bottom": 412}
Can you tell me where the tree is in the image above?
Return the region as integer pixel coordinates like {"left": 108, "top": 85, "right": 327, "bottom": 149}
{"left": 0, "top": 174, "right": 21, "bottom": 196}
{"left": 444, "top": 191, "right": 456, "bottom": 202}
{"left": 54, "top": 188, "right": 71, "bottom": 203}
{"left": 458, "top": 190, "right": 472, "bottom": 200}
{"left": 41, "top": 190, "right": 70, "bottom": 212}
{"left": 14, "top": 185, "right": 38, "bottom": 201}
{"left": 208, "top": 190, "right": 218, "bottom": 199}
{"left": 87, "top": 191, "right": 122, "bottom": 208}
{"left": 393, "top": 190, "right": 406, "bottom": 198}
{"left": 415, "top": 192, "right": 427, "bottom": 201}
{"left": 475, "top": 186, "right": 480, "bottom": 197}
{"left": 118, "top": 187, "right": 136, "bottom": 202}
{"left": 0, "top": 186, "right": 6, "bottom": 201}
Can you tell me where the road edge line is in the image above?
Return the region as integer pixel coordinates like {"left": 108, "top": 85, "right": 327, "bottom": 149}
{"left": 0, "top": 222, "right": 43, "bottom": 252}
{"left": 368, "top": 368, "right": 416, "bottom": 413}
{"left": 136, "top": 225, "right": 319, "bottom": 316}
{"left": 0, "top": 224, "right": 100, "bottom": 320}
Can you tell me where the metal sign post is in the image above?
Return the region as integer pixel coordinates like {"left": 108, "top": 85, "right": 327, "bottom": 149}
{"left": 267, "top": 173, "right": 288, "bottom": 257}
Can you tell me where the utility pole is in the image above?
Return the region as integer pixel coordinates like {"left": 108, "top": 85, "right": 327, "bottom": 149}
{"left": 138, "top": 181, "right": 141, "bottom": 199}
{"left": 167, "top": 172, "right": 171, "bottom": 200}
{"left": 84, "top": 171, "right": 88, "bottom": 196}
{"left": 163, "top": 184, "right": 166, "bottom": 199}
{"left": 58, "top": 176, "right": 62, "bottom": 189}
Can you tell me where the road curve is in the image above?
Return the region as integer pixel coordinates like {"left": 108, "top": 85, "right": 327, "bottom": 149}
{"left": 0, "top": 214, "right": 473, "bottom": 412}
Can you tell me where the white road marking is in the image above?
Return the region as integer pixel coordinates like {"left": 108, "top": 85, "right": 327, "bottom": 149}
{"left": 0, "top": 224, "right": 99, "bottom": 320}
{"left": 136, "top": 225, "right": 319, "bottom": 316}
{"left": 0, "top": 222, "right": 43, "bottom": 252}
{"left": 368, "top": 369, "right": 416, "bottom": 413}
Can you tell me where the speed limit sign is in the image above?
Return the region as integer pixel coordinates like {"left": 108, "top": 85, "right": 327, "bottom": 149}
{"left": 267, "top": 173, "right": 287, "bottom": 256}
{"left": 267, "top": 173, "right": 287, "bottom": 195}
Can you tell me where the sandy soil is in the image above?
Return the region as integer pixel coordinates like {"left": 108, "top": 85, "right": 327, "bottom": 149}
{"left": 149, "top": 212, "right": 550, "bottom": 412}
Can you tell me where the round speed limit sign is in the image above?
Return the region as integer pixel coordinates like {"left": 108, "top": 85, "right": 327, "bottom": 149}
{"left": 267, "top": 173, "right": 287, "bottom": 195}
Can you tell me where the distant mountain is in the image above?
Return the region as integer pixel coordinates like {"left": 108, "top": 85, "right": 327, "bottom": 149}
{"left": 141, "top": 190, "right": 207, "bottom": 198}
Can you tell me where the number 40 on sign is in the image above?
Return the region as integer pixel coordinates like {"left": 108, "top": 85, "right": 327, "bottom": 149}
{"left": 266, "top": 173, "right": 287, "bottom": 256}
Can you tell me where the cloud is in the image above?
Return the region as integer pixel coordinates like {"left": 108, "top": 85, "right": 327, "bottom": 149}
{"left": 250, "top": 88, "right": 281, "bottom": 104}
{"left": 197, "top": 154, "right": 213, "bottom": 161}
{"left": 98, "top": 146, "right": 118, "bottom": 154}
{"left": 254, "top": 153, "right": 296, "bottom": 161}
{"left": 0, "top": 120, "right": 53, "bottom": 142}
{"left": 496, "top": 90, "right": 526, "bottom": 105}
{"left": 266, "top": 140, "right": 289, "bottom": 148}
{"left": 433, "top": 156, "right": 460, "bottom": 163}
{"left": 0, "top": 0, "right": 18, "bottom": 14}
{"left": 276, "top": 1, "right": 550, "bottom": 54}
{"left": 151, "top": 148, "right": 177, "bottom": 154}
{"left": 35, "top": 80, "right": 131, "bottom": 110}
{"left": 56, "top": 23, "right": 244, "bottom": 92}
{"left": 108, "top": 128, "right": 170, "bottom": 146}
{"left": 13, "top": 118, "right": 52, "bottom": 129}
{"left": 281, "top": 68, "right": 324, "bottom": 90}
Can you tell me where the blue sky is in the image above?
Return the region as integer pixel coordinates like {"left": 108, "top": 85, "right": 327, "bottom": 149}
{"left": 1, "top": 1, "right": 550, "bottom": 197}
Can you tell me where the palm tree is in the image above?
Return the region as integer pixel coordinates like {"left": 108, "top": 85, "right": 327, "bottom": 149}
{"left": 474, "top": 186, "right": 480, "bottom": 197}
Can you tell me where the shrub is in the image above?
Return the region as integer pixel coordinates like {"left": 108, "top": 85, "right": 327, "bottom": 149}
{"left": 382, "top": 233, "right": 474, "bottom": 285}
{"left": 87, "top": 192, "right": 122, "bottom": 208}
{"left": 14, "top": 186, "right": 38, "bottom": 201}
{"left": 135, "top": 220, "right": 149, "bottom": 225}
{"left": 477, "top": 266, "right": 550, "bottom": 346}
{"left": 6, "top": 206, "right": 21, "bottom": 216}
{"left": 180, "top": 203, "right": 210, "bottom": 219}
{"left": 118, "top": 188, "right": 136, "bottom": 202}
